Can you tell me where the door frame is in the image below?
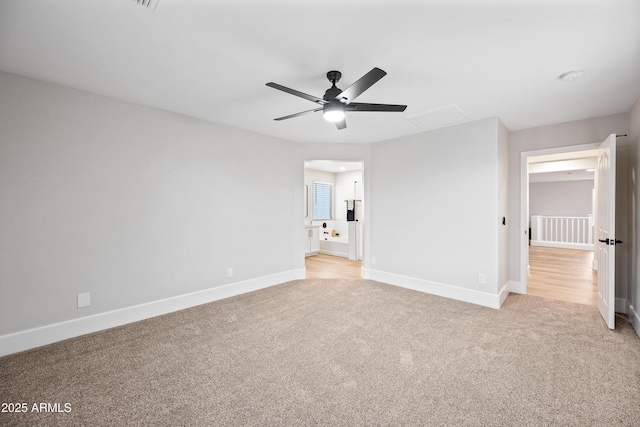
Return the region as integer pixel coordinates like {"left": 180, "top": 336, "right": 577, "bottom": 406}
{"left": 519, "top": 142, "right": 601, "bottom": 293}
{"left": 303, "top": 159, "right": 366, "bottom": 265}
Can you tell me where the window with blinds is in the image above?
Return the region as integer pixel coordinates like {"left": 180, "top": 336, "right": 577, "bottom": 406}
{"left": 313, "top": 182, "right": 332, "bottom": 220}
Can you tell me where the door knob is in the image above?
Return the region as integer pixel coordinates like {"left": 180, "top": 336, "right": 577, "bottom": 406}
{"left": 599, "top": 238, "right": 623, "bottom": 245}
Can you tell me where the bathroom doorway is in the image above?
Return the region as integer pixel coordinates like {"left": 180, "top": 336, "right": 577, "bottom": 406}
{"left": 304, "top": 160, "right": 364, "bottom": 278}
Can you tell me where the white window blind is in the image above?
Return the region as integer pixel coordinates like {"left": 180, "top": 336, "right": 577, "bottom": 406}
{"left": 313, "top": 182, "right": 332, "bottom": 220}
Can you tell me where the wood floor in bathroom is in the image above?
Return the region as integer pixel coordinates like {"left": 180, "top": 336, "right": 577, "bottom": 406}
{"left": 305, "top": 253, "right": 362, "bottom": 280}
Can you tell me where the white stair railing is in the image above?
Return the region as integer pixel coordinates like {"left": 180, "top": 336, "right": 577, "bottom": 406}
{"left": 530, "top": 215, "right": 593, "bottom": 250}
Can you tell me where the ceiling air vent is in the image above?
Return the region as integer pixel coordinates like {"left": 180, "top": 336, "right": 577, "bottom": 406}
{"left": 406, "top": 105, "right": 468, "bottom": 131}
{"left": 125, "top": 0, "right": 160, "bottom": 12}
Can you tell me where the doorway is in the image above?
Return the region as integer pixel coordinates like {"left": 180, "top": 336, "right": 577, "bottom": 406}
{"left": 520, "top": 144, "right": 601, "bottom": 304}
{"left": 304, "top": 160, "right": 364, "bottom": 278}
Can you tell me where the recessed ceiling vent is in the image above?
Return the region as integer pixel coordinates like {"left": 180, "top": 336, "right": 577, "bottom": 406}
{"left": 125, "top": 0, "right": 160, "bottom": 12}
{"left": 406, "top": 105, "right": 468, "bottom": 131}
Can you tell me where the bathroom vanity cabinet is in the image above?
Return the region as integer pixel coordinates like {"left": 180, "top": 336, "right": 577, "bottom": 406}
{"left": 305, "top": 226, "right": 320, "bottom": 256}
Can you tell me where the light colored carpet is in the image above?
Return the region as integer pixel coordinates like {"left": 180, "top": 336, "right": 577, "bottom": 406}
{"left": 1, "top": 279, "right": 639, "bottom": 426}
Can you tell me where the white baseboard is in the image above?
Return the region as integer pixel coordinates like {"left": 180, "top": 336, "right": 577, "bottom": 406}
{"left": 627, "top": 302, "right": 640, "bottom": 338}
{"left": 615, "top": 298, "right": 627, "bottom": 314}
{"left": 318, "top": 250, "right": 348, "bottom": 258}
{"left": 362, "top": 268, "right": 504, "bottom": 309}
{"left": 0, "top": 269, "right": 306, "bottom": 357}
{"left": 509, "top": 280, "right": 525, "bottom": 294}
{"left": 530, "top": 240, "right": 593, "bottom": 251}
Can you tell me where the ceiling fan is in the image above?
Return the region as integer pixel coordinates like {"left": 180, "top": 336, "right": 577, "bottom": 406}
{"left": 266, "top": 67, "right": 407, "bottom": 130}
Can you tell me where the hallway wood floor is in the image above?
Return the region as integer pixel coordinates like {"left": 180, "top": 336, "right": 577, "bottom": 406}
{"left": 307, "top": 248, "right": 598, "bottom": 306}
{"left": 527, "top": 246, "right": 597, "bottom": 306}
{"left": 305, "top": 253, "right": 362, "bottom": 279}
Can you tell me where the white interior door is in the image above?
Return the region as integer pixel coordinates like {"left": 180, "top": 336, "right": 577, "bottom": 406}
{"left": 596, "top": 134, "right": 617, "bottom": 329}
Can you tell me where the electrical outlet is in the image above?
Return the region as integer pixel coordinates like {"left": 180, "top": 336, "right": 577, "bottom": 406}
{"left": 371, "top": 257, "right": 376, "bottom": 265}
{"left": 227, "top": 267, "right": 233, "bottom": 277}
{"left": 77, "top": 292, "right": 90, "bottom": 308}
{"left": 478, "top": 274, "right": 486, "bottom": 285}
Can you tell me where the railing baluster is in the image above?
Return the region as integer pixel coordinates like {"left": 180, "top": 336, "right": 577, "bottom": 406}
{"left": 530, "top": 215, "right": 593, "bottom": 249}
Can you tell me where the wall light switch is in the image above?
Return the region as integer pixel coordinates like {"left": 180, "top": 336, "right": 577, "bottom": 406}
{"left": 77, "top": 292, "right": 90, "bottom": 308}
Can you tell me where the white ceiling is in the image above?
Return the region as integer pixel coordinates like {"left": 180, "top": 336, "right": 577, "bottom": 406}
{"left": 1, "top": 0, "right": 639, "bottom": 144}
{"left": 305, "top": 160, "right": 363, "bottom": 173}
{"left": 529, "top": 169, "right": 595, "bottom": 183}
{"left": 528, "top": 150, "right": 598, "bottom": 183}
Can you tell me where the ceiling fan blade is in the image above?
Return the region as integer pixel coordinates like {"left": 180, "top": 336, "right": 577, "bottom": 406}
{"left": 345, "top": 102, "right": 407, "bottom": 112}
{"left": 336, "top": 67, "right": 387, "bottom": 104}
{"left": 335, "top": 118, "right": 347, "bottom": 130}
{"left": 266, "top": 82, "right": 327, "bottom": 105}
{"left": 274, "top": 107, "right": 323, "bottom": 121}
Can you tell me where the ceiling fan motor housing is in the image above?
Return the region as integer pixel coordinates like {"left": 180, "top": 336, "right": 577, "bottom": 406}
{"left": 323, "top": 86, "right": 343, "bottom": 101}
{"left": 323, "top": 73, "right": 346, "bottom": 120}
{"left": 323, "top": 72, "right": 345, "bottom": 122}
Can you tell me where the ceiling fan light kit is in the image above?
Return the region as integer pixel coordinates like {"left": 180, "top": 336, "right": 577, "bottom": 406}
{"left": 266, "top": 67, "right": 407, "bottom": 130}
{"left": 323, "top": 102, "right": 345, "bottom": 122}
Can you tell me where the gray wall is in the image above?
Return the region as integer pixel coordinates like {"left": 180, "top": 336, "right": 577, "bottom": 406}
{"left": 529, "top": 180, "right": 594, "bottom": 217}
{"left": 0, "top": 71, "right": 298, "bottom": 335}
{"left": 369, "top": 118, "right": 507, "bottom": 295}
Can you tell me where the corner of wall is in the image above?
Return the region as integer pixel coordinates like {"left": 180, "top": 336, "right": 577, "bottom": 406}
{"left": 508, "top": 280, "right": 525, "bottom": 294}
{"left": 627, "top": 301, "right": 640, "bottom": 338}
